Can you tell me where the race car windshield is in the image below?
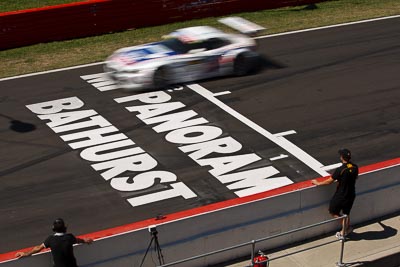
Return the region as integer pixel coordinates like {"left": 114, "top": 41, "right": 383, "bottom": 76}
{"left": 160, "top": 38, "right": 192, "bottom": 54}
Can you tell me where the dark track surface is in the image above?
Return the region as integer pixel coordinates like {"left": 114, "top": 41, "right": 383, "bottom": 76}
{"left": 1, "top": 17, "right": 399, "bottom": 254}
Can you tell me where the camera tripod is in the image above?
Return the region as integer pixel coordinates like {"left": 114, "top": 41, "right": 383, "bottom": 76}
{"left": 139, "top": 229, "right": 165, "bottom": 267}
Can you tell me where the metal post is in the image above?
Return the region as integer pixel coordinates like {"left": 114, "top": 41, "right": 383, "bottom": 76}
{"left": 336, "top": 214, "right": 347, "bottom": 267}
{"left": 336, "top": 238, "right": 346, "bottom": 267}
{"left": 250, "top": 240, "right": 256, "bottom": 267}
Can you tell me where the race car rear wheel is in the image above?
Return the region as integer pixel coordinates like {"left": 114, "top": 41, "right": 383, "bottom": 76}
{"left": 153, "top": 66, "right": 171, "bottom": 89}
{"left": 233, "top": 51, "right": 262, "bottom": 76}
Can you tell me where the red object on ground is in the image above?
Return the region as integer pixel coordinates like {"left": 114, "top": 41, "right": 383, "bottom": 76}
{"left": 253, "top": 253, "right": 269, "bottom": 267}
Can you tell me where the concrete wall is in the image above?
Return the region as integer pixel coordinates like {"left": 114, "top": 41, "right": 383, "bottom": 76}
{"left": 2, "top": 162, "right": 399, "bottom": 267}
{"left": 0, "top": 0, "right": 327, "bottom": 50}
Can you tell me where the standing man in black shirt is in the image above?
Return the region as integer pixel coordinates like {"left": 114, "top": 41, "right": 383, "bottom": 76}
{"left": 16, "top": 218, "right": 93, "bottom": 267}
{"left": 312, "top": 148, "right": 358, "bottom": 239}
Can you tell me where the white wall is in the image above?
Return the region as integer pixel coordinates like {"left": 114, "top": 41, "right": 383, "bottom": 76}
{"left": 2, "top": 165, "right": 399, "bottom": 267}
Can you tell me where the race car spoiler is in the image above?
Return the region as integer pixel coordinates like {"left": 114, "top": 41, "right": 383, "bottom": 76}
{"left": 218, "top": 17, "right": 265, "bottom": 36}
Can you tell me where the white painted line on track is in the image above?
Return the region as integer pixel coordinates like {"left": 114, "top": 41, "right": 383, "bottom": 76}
{"left": 0, "top": 62, "right": 103, "bottom": 82}
{"left": 362, "top": 162, "right": 400, "bottom": 175}
{"left": 1, "top": 15, "right": 399, "bottom": 82}
{"left": 187, "top": 83, "right": 330, "bottom": 177}
{"left": 270, "top": 154, "right": 289, "bottom": 161}
{"left": 322, "top": 163, "right": 342, "bottom": 171}
{"left": 256, "top": 15, "right": 400, "bottom": 39}
{"left": 274, "top": 130, "right": 297, "bottom": 137}
{"left": 213, "top": 91, "right": 231, "bottom": 96}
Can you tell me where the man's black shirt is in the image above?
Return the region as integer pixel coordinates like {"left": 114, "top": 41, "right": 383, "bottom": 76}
{"left": 332, "top": 162, "right": 358, "bottom": 199}
{"left": 44, "top": 233, "right": 78, "bottom": 267}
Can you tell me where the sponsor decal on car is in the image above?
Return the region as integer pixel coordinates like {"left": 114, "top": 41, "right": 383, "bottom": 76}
{"left": 114, "top": 44, "right": 177, "bottom": 65}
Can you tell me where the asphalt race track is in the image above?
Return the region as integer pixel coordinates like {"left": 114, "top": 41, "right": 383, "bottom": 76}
{"left": 0, "top": 16, "right": 399, "bottom": 255}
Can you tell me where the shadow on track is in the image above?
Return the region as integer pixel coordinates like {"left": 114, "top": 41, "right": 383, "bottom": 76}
{"left": 0, "top": 113, "right": 36, "bottom": 133}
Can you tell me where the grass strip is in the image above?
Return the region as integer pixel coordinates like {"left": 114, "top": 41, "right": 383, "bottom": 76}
{"left": 0, "top": 0, "right": 399, "bottom": 79}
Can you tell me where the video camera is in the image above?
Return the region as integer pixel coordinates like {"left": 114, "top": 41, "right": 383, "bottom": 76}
{"left": 148, "top": 225, "right": 158, "bottom": 235}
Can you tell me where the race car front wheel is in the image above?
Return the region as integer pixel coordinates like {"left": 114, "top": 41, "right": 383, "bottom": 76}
{"left": 233, "top": 51, "right": 262, "bottom": 76}
{"left": 153, "top": 66, "right": 171, "bottom": 89}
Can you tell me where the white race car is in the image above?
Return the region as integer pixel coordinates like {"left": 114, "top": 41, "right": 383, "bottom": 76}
{"left": 104, "top": 17, "right": 265, "bottom": 90}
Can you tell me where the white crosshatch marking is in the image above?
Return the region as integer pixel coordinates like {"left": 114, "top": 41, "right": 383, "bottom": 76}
{"left": 187, "top": 83, "right": 331, "bottom": 177}
{"left": 212, "top": 91, "right": 231, "bottom": 97}
{"left": 274, "top": 130, "right": 297, "bottom": 137}
{"left": 322, "top": 163, "right": 342, "bottom": 171}
{"left": 270, "top": 154, "right": 289, "bottom": 161}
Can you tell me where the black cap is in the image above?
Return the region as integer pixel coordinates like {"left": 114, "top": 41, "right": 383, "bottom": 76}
{"left": 52, "top": 218, "right": 67, "bottom": 233}
{"left": 338, "top": 148, "right": 351, "bottom": 160}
